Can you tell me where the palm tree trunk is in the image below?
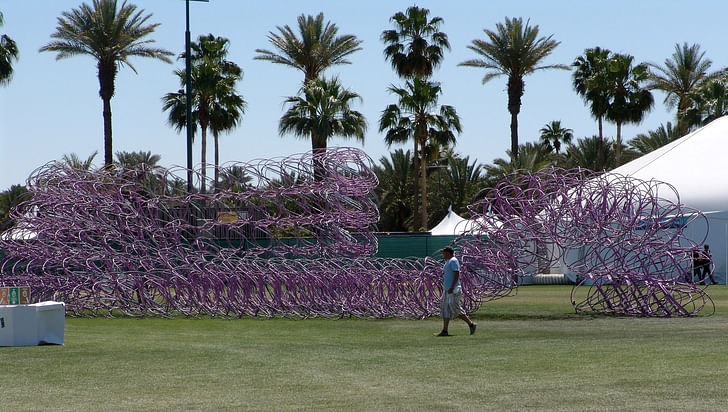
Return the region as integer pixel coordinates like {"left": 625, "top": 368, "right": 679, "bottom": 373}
{"left": 213, "top": 131, "right": 220, "bottom": 192}
{"left": 102, "top": 96, "right": 113, "bottom": 169}
{"left": 98, "top": 62, "right": 116, "bottom": 169}
{"left": 311, "top": 130, "right": 326, "bottom": 181}
{"left": 200, "top": 119, "right": 208, "bottom": 193}
{"left": 509, "top": 111, "right": 519, "bottom": 160}
{"left": 676, "top": 98, "right": 687, "bottom": 137}
{"left": 615, "top": 119, "right": 622, "bottom": 167}
{"left": 412, "top": 139, "right": 420, "bottom": 231}
{"left": 420, "top": 137, "right": 428, "bottom": 231}
{"left": 598, "top": 115, "right": 604, "bottom": 171}
{"left": 508, "top": 76, "right": 524, "bottom": 161}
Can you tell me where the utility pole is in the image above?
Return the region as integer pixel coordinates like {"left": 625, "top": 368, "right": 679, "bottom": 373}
{"left": 185, "top": 0, "right": 209, "bottom": 192}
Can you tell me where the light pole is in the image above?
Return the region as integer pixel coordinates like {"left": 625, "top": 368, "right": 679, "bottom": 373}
{"left": 427, "top": 157, "right": 448, "bottom": 197}
{"left": 185, "top": 0, "right": 209, "bottom": 193}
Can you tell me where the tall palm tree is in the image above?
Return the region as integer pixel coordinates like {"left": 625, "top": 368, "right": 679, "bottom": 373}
{"left": 628, "top": 122, "right": 680, "bottom": 155}
{"left": 459, "top": 17, "right": 567, "bottom": 161}
{"left": 279, "top": 77, "right": 367, "bottom": 179}
{"left": 254, "top": 13, "right": 362, "bottom": 84}
{"left": 381, "top": 7, "right": 449, "bottom": 231}
{"left": 192, "top": 34, "right": 246, "bottom": 191}
{"left": 381, "top": 6, "right": 449, "bottom": 79}
{"left": 61, "top": 151, "right": 98, "bottom": 169}
{"left": 647, "top": 43, "right": 717, "bottom": 136}
{"left": 0, "top": 12, "right": 19, "bottom": 86}
{"left": 379, "top": 77, "right": 461, "bottom": 230}
{"left": 680, "top": 75, "right": 728, "bottom": 130}
{"left": 539, "top": 120, "right": 573, "bottom": 154}
{"left": 39, "top": 0, "right": 172, "bottom": 168}
{"left": 374, "top": 149, "right": 415, "bottom": 232}
{"left": 209, "top": 87, "right": 246, "bottom": 189}
{"left": 572, "top": 47, "right": 611, "bottom": 170}
{"left": 381, "top": 5, "right": 450, "bottom": 231}
{"left": 162, "top": 34, "right": 244, "bottom": 193}
{"left": 603, "top": 53, "right": 654, "bottom": 166}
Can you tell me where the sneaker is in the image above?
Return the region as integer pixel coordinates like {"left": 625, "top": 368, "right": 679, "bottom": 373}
{"left": 469, "top": 323, "right": 477, "bottom": 335}
{"left": 435, "top": 330, "right": 450, "bottom": 337}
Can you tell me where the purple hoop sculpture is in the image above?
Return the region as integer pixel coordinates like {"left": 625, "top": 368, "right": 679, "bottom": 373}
{"left": 460, "top": 168, "right": 714, "bottom": 317}
{"left": 0, "top": 149, "right": 714, "bottom": 317}
{"left": 0, "top": 148, "right": 484, "bottom": 318}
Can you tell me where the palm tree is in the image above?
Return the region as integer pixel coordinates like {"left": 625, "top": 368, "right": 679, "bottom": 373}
{"left": 628, "top": 122, "right": 680, "bottom": 155}
{"left": 374, "top": 149, "right": 415, "bottom": 231}
{"left": 114, "top": 150, "right": 163, "bottom": 193}
{"left": 647, "top": 43, "right": 717, "bottom": 136}
{"left": 439, "top": 154, "right": 484, "bottom": 218}
{"left": 459, "top": 17, "right": 568, "bottom": 161}
{"left": 483, "top": 142, "right": 554, "bottom": 187}
{"left": 279, "top": 77, "right": 367, "bottom": 179}
{"left": 0, "top": 185, "right": 29, "bottom": 231}
{"left": 165, "top": 177, "right": 187, "bottom": 197}
{"left": 218, "top": 165, "right": 252, "bottom": 193}
{"left": 539, "top": 120, "right": 573, "bottom": 154}
{"left": 61, "top": 151, "right": 98, "bottom": 169}
{"left": 381, "top": 6, "right": 449, "bottom": 79}
{"left": 114, "top": 150, "right": 160, "bottom": 170}
{"left": 381, "top": 5, "right": 450, "bottom": 231}
{"left": 0, "top": 12, "right": 19, "bottom": 86}
{"left": 39, "top": 0, "right": 172, "bottom": 168}
{"left": 562, "top": 135, "right": 634, "bottom": 172}
{"left": 162, "top": 34, "right": 244, "bottom": 193}
{"left": 680, "top": 75, "right": 728, "bottom": 130}
{"left": 603, "top": 53, "right": 654, "bottom": 166}
{"left": 572, "top": 47, "right": 611, "bottom": 170}
{"left": 254, "top": 13, "right": 362, "bottom": 84}
{"left": 191, "top": 34, "right": 246, "bottom": 191}
{"left": 379, "top": 77, "right": 461, "bottom": 230}
{"left": 209, "top": 85, "right": 246, "bottom": 189}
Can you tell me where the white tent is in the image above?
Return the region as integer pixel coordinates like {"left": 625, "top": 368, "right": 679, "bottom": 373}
{"left": 610, "top": 116, "right": 728, "bottom": 284}
{"left": 430, "top": 206, "right": 469, "bottom": 236}
{"left": 0, "top": 206, "right": 37, "bottom": 241}
{"left": 612, "top": 116, "right": 728, "bottom": 211}
{"left": 430, "top": 206, "right": 502, "bottom": 236}
{"left": 0, "top": 225, "right": 36, "bottom": 241}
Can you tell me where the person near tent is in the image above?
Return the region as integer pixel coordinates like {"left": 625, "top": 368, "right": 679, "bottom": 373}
{"left": 692, "top": 248, "right": 703, "bottom": 283}
{"left": 436, "top": 246, "right": 477, "bottom": 337}
{"left": 700, "top": 245, "right": 716, "bottom": 284}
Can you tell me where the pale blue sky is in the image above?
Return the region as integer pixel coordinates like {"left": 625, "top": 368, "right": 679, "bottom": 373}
{"left": 1, "top": 0, "right": 726, "bottom": 190}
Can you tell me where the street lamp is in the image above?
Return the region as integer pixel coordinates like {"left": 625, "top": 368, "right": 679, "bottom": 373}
{"left": 427, "top": 156, "right": 448, "bottom": 197}
{"left": 185, "top": 0, "right": 209, "bottom": 193}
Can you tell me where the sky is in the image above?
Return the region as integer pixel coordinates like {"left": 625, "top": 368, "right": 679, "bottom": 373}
{"left": 2, "top": 0, "right": 728, "bottom": 190}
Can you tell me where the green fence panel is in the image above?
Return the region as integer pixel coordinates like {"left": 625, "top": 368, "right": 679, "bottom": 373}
{"left": 374, "top": 233, "right": 456, "bottom": 258}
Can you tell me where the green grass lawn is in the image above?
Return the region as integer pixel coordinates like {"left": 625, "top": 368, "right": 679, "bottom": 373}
{"left": 2, "top": 285, "right": 727, "bottom": 411}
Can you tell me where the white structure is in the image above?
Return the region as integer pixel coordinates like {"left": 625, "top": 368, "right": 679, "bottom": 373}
{"left": 0, "top": 301, "right": 65, "bottom": 346}
{"left": 430, "top": 206, "right": 501, "bottom": 236}
{"left": 429, "top": 206, "right": 470, "bottom": 236}
{"left": 609, "top": 116, "right": 728, "bottom": 284}
{"left": 0, "top": 205, "right": 37, "bottom": 241}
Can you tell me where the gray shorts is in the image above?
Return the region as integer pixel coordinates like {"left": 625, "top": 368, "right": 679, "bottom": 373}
{"left": 440, "top": 286, "right": 465, "bottom": 318}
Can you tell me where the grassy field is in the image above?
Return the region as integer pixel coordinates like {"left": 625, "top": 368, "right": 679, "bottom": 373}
{"left": 2, "top": 285, "right": 727, "bottom": 411}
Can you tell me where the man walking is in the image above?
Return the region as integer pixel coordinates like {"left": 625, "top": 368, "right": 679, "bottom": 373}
{"left": 701, "top": 245, "right": 716, "bottom": 284}
{"left": 436, "top": 246, "right": 477, "bottom": 337}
